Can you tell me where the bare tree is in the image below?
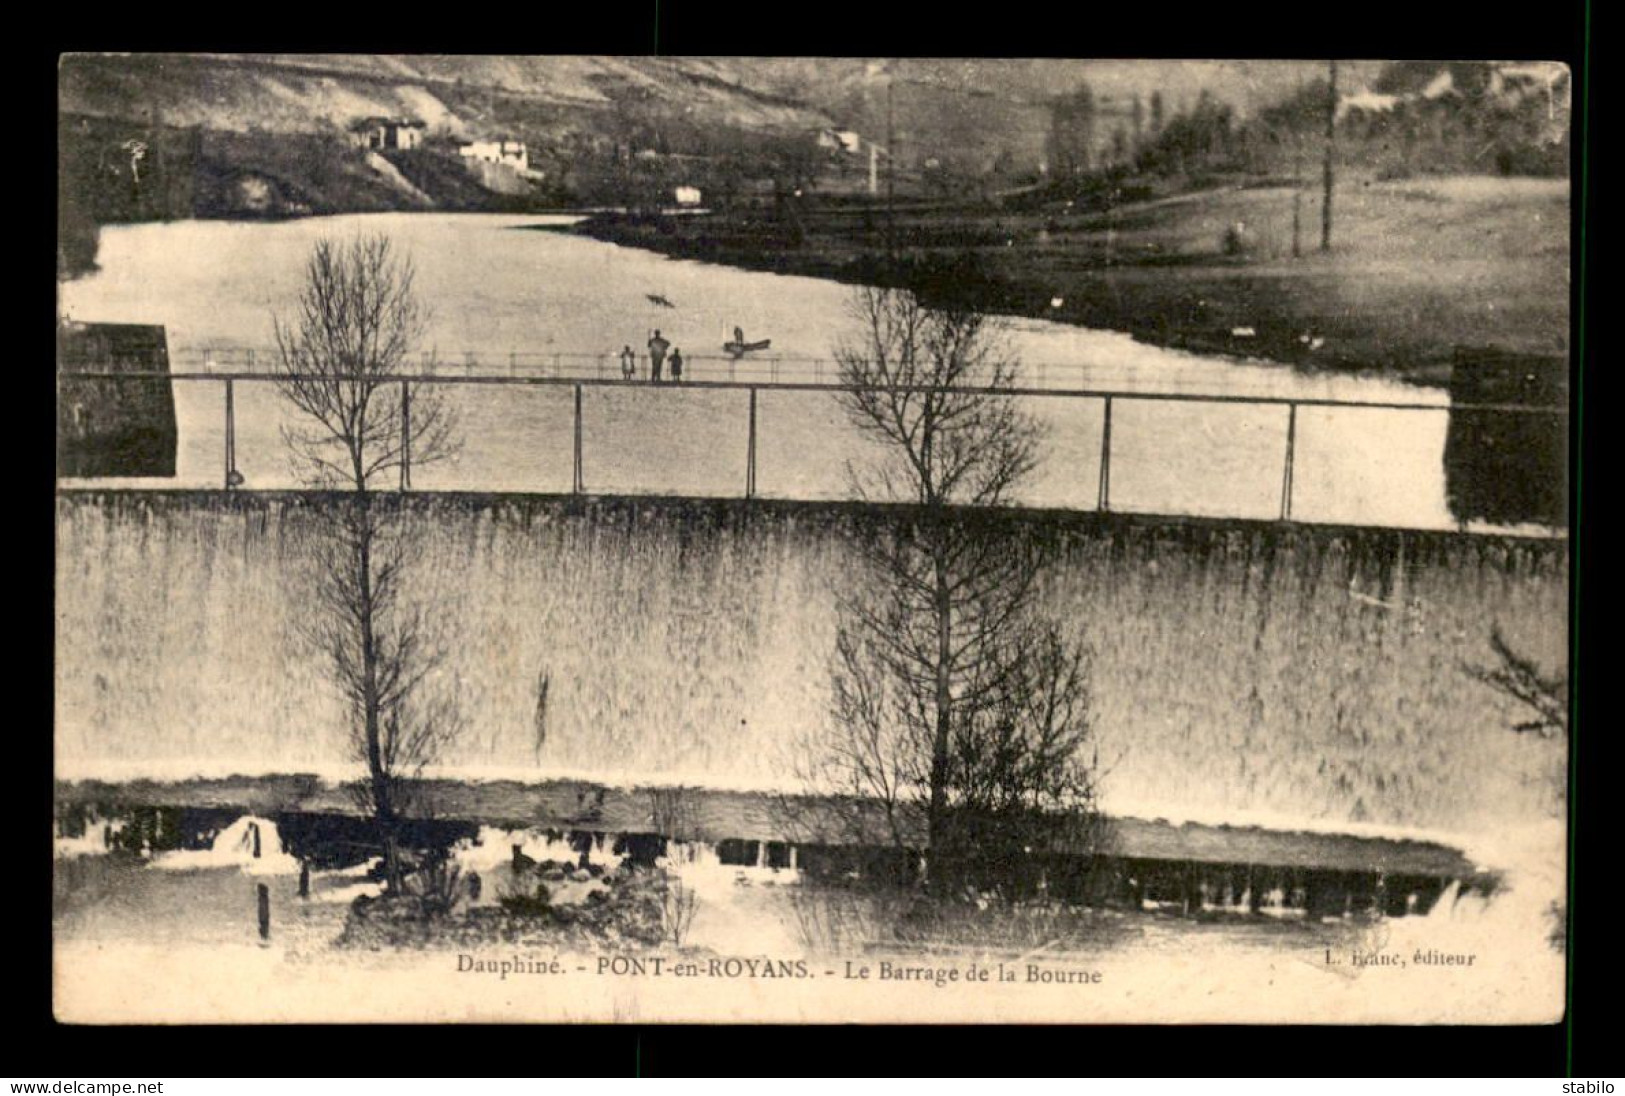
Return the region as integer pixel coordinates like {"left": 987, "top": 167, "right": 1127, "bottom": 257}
{"left": 274, "top": 235, "right": 462, "bottom": 894}
{"left": 800, "top": 275, "right": 1103, "bottom": 897}
{"left": 275, "top": 237, "right": 455, "bottom": 490}
{"left": 1465, "top": 624, "right": 1568, "bottom": 739}
{"left": 1048, "top": 83, "right": 1097, "bottom": 182}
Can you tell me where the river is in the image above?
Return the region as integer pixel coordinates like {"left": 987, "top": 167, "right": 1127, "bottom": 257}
{"left": 58, "top": 212, "right": 1556, "bottom": 531}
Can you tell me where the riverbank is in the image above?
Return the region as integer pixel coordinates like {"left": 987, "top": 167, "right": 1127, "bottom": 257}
{"left": 573, "top": 173, "right": 1571, "bottom": 387}
{"left": 51, "top": 810, "right": 1565, "bottom": 1025}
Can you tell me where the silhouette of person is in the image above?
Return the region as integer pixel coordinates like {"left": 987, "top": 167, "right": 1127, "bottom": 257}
{"left": 669, "top": 348, "right": 684, "bottom": 383}
{"left": 620, "top": 345, "right": 636, "bottom": 380}
{"left": 733, "top": 325, "right": 745, "bottom": 347}
{"left": 648, "top": 330, "right": 669, "bottom": 382}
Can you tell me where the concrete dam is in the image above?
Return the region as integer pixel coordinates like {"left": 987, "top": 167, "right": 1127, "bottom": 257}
{"left": 56, "top": 489, "right": 1567, "bottom": 842}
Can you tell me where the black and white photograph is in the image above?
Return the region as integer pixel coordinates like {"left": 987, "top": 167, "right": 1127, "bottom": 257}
{"left": 53, "top": 54, "right": 1573, "bottom": 1024}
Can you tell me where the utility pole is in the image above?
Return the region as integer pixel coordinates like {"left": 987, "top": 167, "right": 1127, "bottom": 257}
{"left": 886, "top": 76, "right": 896, "bottom": 262}
{"left": 1105, "top": 187, "right": 1117, "bottom": 267}
{"left": 1321, "top": 60, "right": 1337, "bottom": 252}
{"left": 1292, "top": 76, "right": 1304, "bottom": 259}
{"left": 1292, "top": 131, "right": 1304, "bottom": 258}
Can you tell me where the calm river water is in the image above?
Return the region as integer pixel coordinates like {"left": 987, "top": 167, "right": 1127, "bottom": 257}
{"left": 58, "top": 212, "right": 1547, "bottom": 531}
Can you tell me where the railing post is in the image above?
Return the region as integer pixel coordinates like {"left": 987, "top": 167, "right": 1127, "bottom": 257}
{"left": 1280, "top": 402, "right": 1297, "bottom": 521}
{"left": 223, "top": 378, "right": 236, "bottom": 490}
{"left": 573, "top": 383, "right": 584, "bottom": 493}
{"left": 1097, "top": 395, "right": 1113, "bottom": 512}
{"left": 745, "top": 386, "right": 758, "bottom": 499}
{"left": 400, "top": 380, "right": 412, "bottom": 492}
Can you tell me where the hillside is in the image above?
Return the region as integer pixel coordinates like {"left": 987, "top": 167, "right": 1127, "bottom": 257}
{"left": 60, "top": 55, "right": 1566, "bottom": 231}
{"left": 59, "top": 53, "right": 831, "bottom": 141}
{"left": 57, "top": 53, "right": 843, "bottom": 275}
{"left": 724, "top": 60, "right": 1389, "bottom": 175}
{"left": 59, "top": 54, "right": 1574, "bottom": 383}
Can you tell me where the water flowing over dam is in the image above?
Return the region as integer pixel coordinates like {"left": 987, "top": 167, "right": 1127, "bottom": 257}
{"left": 56, "top": 490, "right": 1566, "bottom": 836}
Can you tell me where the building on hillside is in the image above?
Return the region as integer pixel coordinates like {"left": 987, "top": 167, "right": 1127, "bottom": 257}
{"left": 1420, "top": 70, "right": 1456, "bottom": 100}
{"left": 1336, "top": 88, "right": 1401, "bottom": 121}
{"left": 674, "top": 185, "right": 703, "bottom": 207}
{"left": 459, "top": 139, "right": 529, "bottom": 173}
{"left": 347, "top": 117, "right": 426, "bottom": 152}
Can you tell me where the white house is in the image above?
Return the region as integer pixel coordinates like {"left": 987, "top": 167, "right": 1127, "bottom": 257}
{"left": 459, "top": 139, "right": 529, "bottom": 173}
{"left": 1421, "top": 69, "right": 1456, "bottom": 100}
{"left": 348, "top": 117, "right": 425, "bottom": 152}
{"left": 1336, "top": 88, "right": 1401, "bottom": 121}
{"left": 816, "top": 129, "right": 862, "bottom": 154}
{"left": 674, "top": 185, "right": 702, "bottom": 207}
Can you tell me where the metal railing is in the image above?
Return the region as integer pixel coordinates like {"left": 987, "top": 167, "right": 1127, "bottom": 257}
{"left": 58, "top": 366, "right": 1567, "bottom": 531}
{"left": 170, "top": 346, "right": 842, "bottom": 385}
{"left": 155, "top": 345, "right": 1509, "bottom": 396}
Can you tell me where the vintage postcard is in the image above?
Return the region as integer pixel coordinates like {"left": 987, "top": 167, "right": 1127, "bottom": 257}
{"left": 55, "top": 55, "right": 1571, "bottom": 1024}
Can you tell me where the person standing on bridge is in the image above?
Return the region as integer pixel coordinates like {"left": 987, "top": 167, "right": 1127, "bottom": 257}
{"left": 620, "top": 345, "right": 636, "bottom": 380}
{"left": 648, "top": 330, "right": 670, "bottom": 383}
{"left": 669, "top": 348, "right": 684, "bottom": 383}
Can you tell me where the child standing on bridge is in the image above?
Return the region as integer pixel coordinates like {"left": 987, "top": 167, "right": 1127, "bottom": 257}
{"left": 669, "top": 348, "right": 684, "bottom": 383}
{"left": 620, "top": 345, "right": 636, "bottom": 380}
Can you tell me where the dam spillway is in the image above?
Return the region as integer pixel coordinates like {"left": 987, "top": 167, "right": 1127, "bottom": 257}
{"left": 55, "top": 489, "right": 1567, "bottom": 838}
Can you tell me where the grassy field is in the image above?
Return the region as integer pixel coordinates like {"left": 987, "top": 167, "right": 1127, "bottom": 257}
{"left": 578, "top": 173, "right": 1571, "bottom": 385}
